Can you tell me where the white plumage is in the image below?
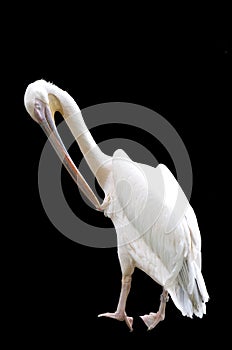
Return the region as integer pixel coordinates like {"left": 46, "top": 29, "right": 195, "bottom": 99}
{"left": 24, "top": 79, "right": 209, "bottom": 331}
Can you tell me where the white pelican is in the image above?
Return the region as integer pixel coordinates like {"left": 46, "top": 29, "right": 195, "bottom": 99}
{"left": 24, "top": 79, "right": 209, "bottom": 332}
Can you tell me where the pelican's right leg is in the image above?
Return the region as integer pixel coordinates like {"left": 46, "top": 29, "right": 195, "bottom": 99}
{"left": 140, "top": 289, "right": 169, "bottom": 331}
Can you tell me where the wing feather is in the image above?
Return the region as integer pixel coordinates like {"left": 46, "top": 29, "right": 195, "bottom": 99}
{"left": 112, "top": 149, "right": 209, "bottom": 317}
{"left": 112, "top": 150, "right": 189, "bottom": 273}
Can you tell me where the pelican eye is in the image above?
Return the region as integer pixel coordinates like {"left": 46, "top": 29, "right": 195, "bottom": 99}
{"left": 35, "top": 101, "right": 41, "bottom": 110}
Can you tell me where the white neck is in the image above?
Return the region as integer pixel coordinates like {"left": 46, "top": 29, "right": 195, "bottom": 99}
{"left": 47, "top": 83, "right": 111, "bottom": 190}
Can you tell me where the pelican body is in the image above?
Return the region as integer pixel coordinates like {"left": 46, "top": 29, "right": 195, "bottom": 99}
{"left": 24, "top": 80, "right": 209, "bottom": 331}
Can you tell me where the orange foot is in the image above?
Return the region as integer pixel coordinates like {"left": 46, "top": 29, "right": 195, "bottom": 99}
{"left": 98, "top": 311, "right": 133, "bottom": 331}
{"left": 140, "top": 311, "right": 164, "bottom": 331}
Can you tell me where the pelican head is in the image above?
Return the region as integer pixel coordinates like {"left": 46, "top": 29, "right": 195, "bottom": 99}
{"left": 24, "top": 79, "right": 52, "bottom": 122}
{"left": 24, "top": 79, "right": 101, "bottom": 209}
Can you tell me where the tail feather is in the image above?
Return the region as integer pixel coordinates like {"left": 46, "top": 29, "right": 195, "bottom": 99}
{"left": 169, "top": 258, "right": 209, "bottom": 318}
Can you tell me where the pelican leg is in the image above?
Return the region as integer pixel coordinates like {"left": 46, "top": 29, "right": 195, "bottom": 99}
{"left": 98, "top": 276, "right": 133, "bottom": 331}
{"left": 140, "top": 289, "right": 169, "bottom": 331}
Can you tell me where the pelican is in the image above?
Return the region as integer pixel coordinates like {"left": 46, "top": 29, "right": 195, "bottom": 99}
{"left": 24, "top": 79, "right": 209, "bottom": 332}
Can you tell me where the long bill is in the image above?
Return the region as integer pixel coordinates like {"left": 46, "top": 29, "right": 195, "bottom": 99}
{"left": 33, "top": 98, "right": 101, "bottom": 210}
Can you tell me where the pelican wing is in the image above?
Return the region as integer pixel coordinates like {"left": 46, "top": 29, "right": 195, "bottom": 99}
{"left": 112, "top": 149, "right": 209, "bottom": 317}
{"left": 112, "top": 150, "right": 197, "bottom": 280}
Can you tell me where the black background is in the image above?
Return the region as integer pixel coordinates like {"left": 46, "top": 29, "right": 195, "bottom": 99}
{"left": 7, "top": 11, "right": 230, "bottom": 348}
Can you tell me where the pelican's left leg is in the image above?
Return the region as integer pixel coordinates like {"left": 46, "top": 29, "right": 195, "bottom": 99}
{"left": 98, "top": 255, "right": 135, "bottom": 332}
{"left": 98, "top": 274, "right": 134, "bottom": 331}
{"left": 140, "top": 289, "right": 169, "bottom": 331}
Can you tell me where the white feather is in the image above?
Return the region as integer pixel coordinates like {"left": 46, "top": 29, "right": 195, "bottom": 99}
{"left": 25, "top": 80, "right": 209, "bottom": 327}
{"left": 108, "top": 149, "right": 209, "bottom": 318}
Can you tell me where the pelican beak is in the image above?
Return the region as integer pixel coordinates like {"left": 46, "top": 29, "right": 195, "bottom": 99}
{"left": 33, "top": 98, "right": 101, "bottom": 210}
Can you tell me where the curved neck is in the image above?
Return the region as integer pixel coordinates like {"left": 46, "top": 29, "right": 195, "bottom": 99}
{"left": 48, "top": 86, "right": 111, "bottom": 190}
